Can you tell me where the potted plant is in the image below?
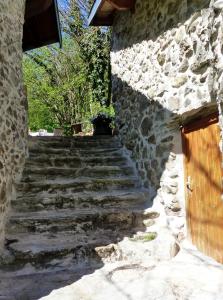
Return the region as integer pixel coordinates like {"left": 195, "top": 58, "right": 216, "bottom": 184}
{"left": 71, "top": 123, "right": 82, "bottom": 135}
{"left": 91, "top": 113, "right": 113, "bottom": 136}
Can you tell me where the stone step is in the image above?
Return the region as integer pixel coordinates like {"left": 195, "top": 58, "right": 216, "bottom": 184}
{"left": 25, "top": 155, "right": 128, "bottom": 168}
{"left": 30, "top": 143, "right": 122, "bottom": 151}
{"left": 16, "top": 177, "right": 140, "bottom": 194}
{"left": 0, "top": 134, "right": 149, "bottom": 297}
{"left": 8, "top": 207, "right": 145, "bottom": 234}
{"left": 21, "top": 166, "right": 135, "bottom": 183}
{"left": 29, "top": 147, "right": 123, "bottom": 157}
{"left": 29, "top": 136, "right": 119, "bottom": 143}
{"left": 4, "top": 229, "right": 132, "bottom": 268}
{"left": 13, "top": 189, "right": 148, "bottom": 212}
{"left": 0, "top": 264, "right": 100, "bottom": 300}
{"left": 28, "top": 138, "right": 121, "bottom": 150}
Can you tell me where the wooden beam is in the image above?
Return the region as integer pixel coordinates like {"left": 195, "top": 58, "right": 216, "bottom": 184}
{"left": 25, "top": 0, "right": 53, "bottom": 19}
{"left": 88, "top": 0, "right": 136, "bottom": 26}
{"left": 107, "top": 0, "right": 135, "bottom": 10}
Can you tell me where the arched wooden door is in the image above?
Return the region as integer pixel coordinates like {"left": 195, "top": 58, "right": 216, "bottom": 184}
{"left": 182, "top": 113, "right": 223, "bottom": 263}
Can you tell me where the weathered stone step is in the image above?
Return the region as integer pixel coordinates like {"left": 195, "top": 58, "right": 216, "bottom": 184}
{"left": 29, "top": 136, "right": 119, "bottom": 145}
{"left": 8, "top": 207, "right": 145, "bottom": 234}
{"left": 30, "top": 135, "right": 116, "bottom": 141}
{"left": 29, "top": 137, "right": 118, "bottom": 142}
{"left": 4, "top": 229, "right": 131, "bottom": 268}
{"left": 29, "top": 138, "right": 121, "bottom": 150}
{"left": 25, "top": 155, "right": 128, "bottom": 168}
{"left": 13, "top": 189, "right": 148, "bottom": 212}
{"left": 0, "top": 134, "right": 150, "bottom": 298}
{"left": 21, "top": 166, "right": 135, "bottom": 183}
{"left": 29, "top": 147, "right": 123, "bottom": 156}
{"left": 16, "top": 177, "right": 140, "bottom": 194}
{"left": 30, "top": 142, "right": 122, "bottom": 150}
{"left": 0, "top": 264, "right": 99, "bottom": 300}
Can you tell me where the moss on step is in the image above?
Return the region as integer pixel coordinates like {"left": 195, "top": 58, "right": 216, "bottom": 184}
{"left": 129, "top": 232, "right": 157, "bottom": 242}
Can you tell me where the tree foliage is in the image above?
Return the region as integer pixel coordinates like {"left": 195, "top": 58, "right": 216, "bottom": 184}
{"left": 61, "top": 0, "right": 111, "bottom": 106}
{"left": 23, "top": 0, "right": 112, "bottom": 132}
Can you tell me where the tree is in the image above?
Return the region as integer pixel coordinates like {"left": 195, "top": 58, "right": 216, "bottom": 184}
{"left": 60, "top": 0, "right": 111, "bottom": 106}
{"left": 24, "top": 38, "right": 91, "bottom": 130}
{"left": 23, "top": 0, "right": 112, "bottom": 132}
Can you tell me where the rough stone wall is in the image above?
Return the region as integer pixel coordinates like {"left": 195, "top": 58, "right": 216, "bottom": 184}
{"left": 111, "top": 0, "right": 223, "bottom": 239}
{"left": 0, "top": 1, "right": 27, "bottom": 250}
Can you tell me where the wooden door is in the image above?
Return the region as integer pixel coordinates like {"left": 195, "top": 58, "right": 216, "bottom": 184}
{"left": 182, "top": 113, "right": 223, "bottom": 263}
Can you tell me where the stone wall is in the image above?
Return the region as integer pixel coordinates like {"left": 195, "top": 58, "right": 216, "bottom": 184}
{"left": 0, "top": 1, "right": 27, "bottom": 250}
{"left": 111, "top": 0, "right": 223, "bottom": 240}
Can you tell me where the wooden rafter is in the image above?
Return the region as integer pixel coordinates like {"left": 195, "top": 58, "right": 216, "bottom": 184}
{"left": 88, "top": 0, "right": 136, "bottom": 26}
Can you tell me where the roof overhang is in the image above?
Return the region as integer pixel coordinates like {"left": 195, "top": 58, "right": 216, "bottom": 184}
{"left": 88, "top": 0, "right": 135, "bottom": 26}
{"left": 23, "top": 0, "right": 62, "bottom": 52}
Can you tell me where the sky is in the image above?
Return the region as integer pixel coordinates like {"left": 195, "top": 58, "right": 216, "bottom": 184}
{"left": 58, "top": 0, "right": 67, "bottom": 5}
{"left": 58, "top": 0, "right": 69, "bottom": 10}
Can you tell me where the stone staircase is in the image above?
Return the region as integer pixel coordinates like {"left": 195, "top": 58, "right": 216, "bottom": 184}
{"left": 0, "top": 136, "right": 149, "bottom": 300}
